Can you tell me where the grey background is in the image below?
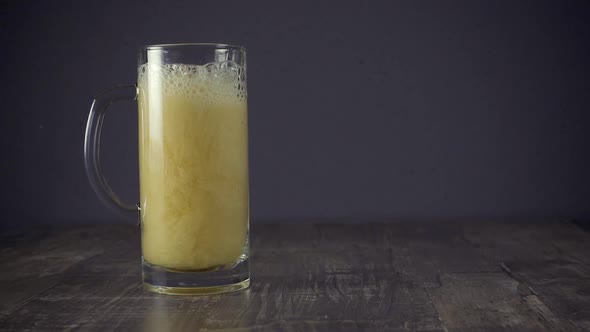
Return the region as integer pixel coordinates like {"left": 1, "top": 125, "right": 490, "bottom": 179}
{"left": 2, "top": 0, "right": 589, "bottom": 225}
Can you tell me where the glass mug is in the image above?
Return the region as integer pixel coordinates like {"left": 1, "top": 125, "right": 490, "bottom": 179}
{"left": 84, "top": 44, "right": 250, "bottom": 295}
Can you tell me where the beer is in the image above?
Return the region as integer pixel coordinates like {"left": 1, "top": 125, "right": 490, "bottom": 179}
{"left": 137, "top": 62, "right": 248, "bottom": 271}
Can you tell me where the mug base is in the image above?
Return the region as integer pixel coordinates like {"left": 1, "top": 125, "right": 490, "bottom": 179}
{"left": 142, "top": 257, "right": 250, "bottom": 295}
{"left": 143, "top": 278, "right": 250, "bottom": 295}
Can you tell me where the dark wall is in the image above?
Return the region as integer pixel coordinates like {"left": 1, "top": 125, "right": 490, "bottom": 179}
{"left": 2, "top": 0, "right": 589, "bottom": 225}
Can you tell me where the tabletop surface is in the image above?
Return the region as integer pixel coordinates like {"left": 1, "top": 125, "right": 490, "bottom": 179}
{"left": 0, "top": 221, "right": 589, "bottom": 331}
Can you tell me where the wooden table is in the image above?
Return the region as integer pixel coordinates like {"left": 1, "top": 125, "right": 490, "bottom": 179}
{"left": 1, "top": 221, "right": 589, "bottom": 331}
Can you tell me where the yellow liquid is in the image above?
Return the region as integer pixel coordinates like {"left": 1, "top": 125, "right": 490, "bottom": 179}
{"left": 138, "top": 63, "right": 248, "bottom": 271}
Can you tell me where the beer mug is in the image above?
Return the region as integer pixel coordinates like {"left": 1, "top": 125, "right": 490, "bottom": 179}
{"left": 84, "top": 44, "right": 249, "bottom": 295}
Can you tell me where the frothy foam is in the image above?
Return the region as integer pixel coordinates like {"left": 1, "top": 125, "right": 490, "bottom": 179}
{"left": 138, "top": 61, "right": 246, "bottom": 104}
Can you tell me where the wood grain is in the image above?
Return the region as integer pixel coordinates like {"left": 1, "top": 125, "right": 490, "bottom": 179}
{"left": 0, "top": 221, "right": 588, "bottom": 331}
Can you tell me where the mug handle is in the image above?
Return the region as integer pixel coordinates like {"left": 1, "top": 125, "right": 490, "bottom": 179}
{"left": 84, "top": 85, "right": 138, "bottom": 218}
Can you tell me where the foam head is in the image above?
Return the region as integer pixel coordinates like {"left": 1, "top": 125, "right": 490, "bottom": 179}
{"left": 138, "top": 61, "right": 246, "bottom": 104}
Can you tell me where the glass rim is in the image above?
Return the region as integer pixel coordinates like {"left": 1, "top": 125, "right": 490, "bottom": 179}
{"left": 144, "top": 43, "right": 246, "bottom": 51}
